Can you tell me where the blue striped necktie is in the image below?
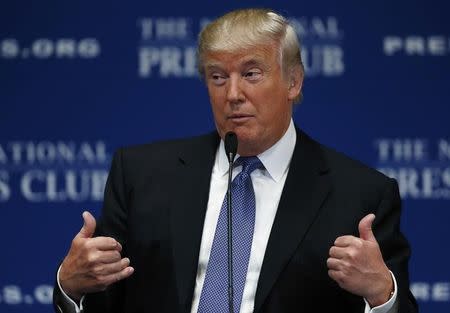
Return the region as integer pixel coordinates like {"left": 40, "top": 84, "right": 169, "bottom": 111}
{"left": 198, "top": 156, "right": 263, "bottom": 313}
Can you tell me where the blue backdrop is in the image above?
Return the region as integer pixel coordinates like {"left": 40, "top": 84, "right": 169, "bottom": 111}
{"left": 1, "top": 1, "right": 449, "bottom": 312}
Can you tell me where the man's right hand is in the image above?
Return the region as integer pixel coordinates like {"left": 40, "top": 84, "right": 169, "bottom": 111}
{"left": 59, "top": 211, "right": 134, "bottom": 301}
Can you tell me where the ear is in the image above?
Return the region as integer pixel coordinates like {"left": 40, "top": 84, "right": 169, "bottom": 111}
{"left": 287, "top": 66, "right": 303, "bottom": 101}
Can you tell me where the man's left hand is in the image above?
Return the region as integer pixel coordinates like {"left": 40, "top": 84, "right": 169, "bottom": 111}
{"left": 327, "top": 213, "right": 393, "bottom": 307}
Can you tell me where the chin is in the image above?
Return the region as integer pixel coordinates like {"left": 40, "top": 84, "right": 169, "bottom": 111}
{"left": 235, "top": 133, "right": 265, "bottom": 156}
{"left": 234, "top": 128, "right": 257, "bottom": 143}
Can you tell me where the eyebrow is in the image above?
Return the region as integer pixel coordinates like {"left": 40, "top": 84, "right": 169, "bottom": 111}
{"left": 205, "top": 57, "right": 271, "bottom": 72}
{"left": 205, "top": 64, "right": 224, "bottom": 72}
{"left": 241, "top": 58, "right": 272, "bottom": 72}
{"left": 243, "top": 58, "right": 264, "bottom": 67}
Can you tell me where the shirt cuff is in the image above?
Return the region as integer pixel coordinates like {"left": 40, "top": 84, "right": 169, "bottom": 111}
{"left": 57, "top": 265, "right": 85, "bottom": 313}
{"left": 363, "top": 271, "right": 398, "bottom": 313}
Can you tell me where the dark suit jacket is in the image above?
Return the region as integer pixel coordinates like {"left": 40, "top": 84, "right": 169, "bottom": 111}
{"left": 54, "top": 129, "right": 418, "bottom": 313}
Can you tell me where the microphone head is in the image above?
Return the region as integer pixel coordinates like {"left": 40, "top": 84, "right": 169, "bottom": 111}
{"left": 224, "top": 131, "right": 238, "bottom": 162}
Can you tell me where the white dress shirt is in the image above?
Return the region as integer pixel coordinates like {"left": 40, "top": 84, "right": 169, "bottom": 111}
{"left": 189, "top": 119, "right": 398, "bottom": 313}
{"left": 58, "top": 119, "right": 398, "bottom": 313}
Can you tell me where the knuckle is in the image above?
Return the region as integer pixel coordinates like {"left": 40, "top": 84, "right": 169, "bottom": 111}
{"left": 346, "top": 250, "right": 356, "bottom": 260}
{"left": 334, "top": 272, "right": 346, "bottom": 284}
{"left": 86, "top": 252, "right": 97, "bottom": 264}
{"left": 93, "top": 265, "right": 104, "bottom": 274}
{"left": 108, "top": 254, "right": 118, "bottom": 263}
{"left": 108, "top": 263, "right": 118, "bottom": 273}
{"left": 94, "top": 275, "right": 103, "bottom": 284}
{"left": 341, "top": 263, "right": 350, "bottom": 275}
{"left": 355, "top": 239, "right": 363, "bottom": 249}
{"left": 94, "top": 276, "right": 108, "bottom": 289}
{"left": 83, "top": 239, "right": 92, "bottom": 249}
{"left": 108, "top": 238, "right": 117, "bottom": 247}
{"left": 103, "top": 252, "right": 113, "bottom": 262}
{"left": 329, "top": 270, "right": 345, "bottom": 285}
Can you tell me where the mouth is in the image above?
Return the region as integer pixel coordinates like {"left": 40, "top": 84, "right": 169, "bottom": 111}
{"left": 228, "top": 113, "right": 254, "bottom": 123}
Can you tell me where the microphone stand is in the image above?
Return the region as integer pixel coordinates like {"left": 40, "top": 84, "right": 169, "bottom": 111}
{"left": 227, "top": 153, "right": 234, "bottom": 313}
{"left": 224, "top": 131, "right": 237, "bottom": 313}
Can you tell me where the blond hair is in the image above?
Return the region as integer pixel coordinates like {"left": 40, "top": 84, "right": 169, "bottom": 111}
{"left": 197, "top": 8, "right": 304, "bottom": 103}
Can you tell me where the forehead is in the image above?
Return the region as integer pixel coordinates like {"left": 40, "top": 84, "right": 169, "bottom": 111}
{"left": 203, "top": 44, "right": 280, "bottom": 70}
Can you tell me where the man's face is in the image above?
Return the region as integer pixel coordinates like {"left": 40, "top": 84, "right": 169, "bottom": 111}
{"left": 204, "top": 44, "right": 301, "bottom": 156}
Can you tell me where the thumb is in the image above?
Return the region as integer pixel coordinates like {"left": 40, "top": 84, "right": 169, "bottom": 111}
{"left": 358, "top": 213, "right": 377, "bottom": 242}
{"left": 77, "top": 211, "right": 96, "bottom": 239}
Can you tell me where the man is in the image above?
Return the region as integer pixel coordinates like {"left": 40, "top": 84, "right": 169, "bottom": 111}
{"left": 53, "top": 8, "right": 418, "bottom": 313}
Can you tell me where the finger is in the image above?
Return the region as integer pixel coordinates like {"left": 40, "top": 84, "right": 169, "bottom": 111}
{"left": 88, "top": 237, "right": 121, "bottom": 251}
{"left": 334, "top": 235, "right": 360, "bottom": 247}
{"left": 328, "top": 269, "right": 345, "bottom": 283}
{"left": 100, "top": 266, "right": 134, "bottom": 286}
{"left": 95, "top": 250, "right": 122, "bottom": 264}
{"left": 92, "top": 258, "right": 130, "bottom": 275}
{"left": 329, "top": 246, "right": 349, "bottom": 259}
{"left": 326, "top": 257, "right": 343, "bottom": 270}
{"left": 358, "top": 213, "right": 376, "bottom": 242}
{"left": 77, "top": 211, "right": 96, "bottom": 239}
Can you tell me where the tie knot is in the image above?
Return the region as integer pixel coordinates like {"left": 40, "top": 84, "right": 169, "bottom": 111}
{"left": 235, "top": 156, "right": 263, "bottom": 175}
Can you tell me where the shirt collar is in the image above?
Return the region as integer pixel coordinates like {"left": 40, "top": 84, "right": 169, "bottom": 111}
{"left": 217, "top": 119, "right": 297, "bottom": 182}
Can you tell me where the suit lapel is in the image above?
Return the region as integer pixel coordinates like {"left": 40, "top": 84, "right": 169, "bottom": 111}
{"left": 253, "top": 129, "right": 331, "bottom": 312}
{"left": 169, "top": 132, "right": 220, "bottom": 313}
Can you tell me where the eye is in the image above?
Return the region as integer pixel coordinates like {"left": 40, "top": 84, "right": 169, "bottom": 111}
{"left": 243, "top": 68, "right": 263, "bottom": 81}
{"left": 209, "top": 72, "right": 227, "bottom": 86}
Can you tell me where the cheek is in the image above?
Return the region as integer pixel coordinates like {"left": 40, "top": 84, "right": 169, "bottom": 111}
{"left": 255, "top": 95, "right": 291, "bottom": 125}
{"left": 208, "top": 86, "right": 226, "bottom": 104}
{"left": 252, "top": 91, "right": 281, "bottom": 114}
{"left": 208, "top": 94, "right": 224, "bottom": 113}
{"left": 209, "top": 94, "right": 229, "bottom": 129}
{"left": 210, "top": 99, "right": 226, "bottom": 117}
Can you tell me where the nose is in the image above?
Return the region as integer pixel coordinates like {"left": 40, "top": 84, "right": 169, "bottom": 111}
{"left": 226, "top": 74, "right": 245, "bottom": 105}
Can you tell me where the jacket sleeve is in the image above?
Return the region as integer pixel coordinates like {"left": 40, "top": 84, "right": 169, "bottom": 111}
{"left": 373, "top": 178, "right": 418, "bottom": 313}
{"left": 52, "top": 148, "right": 130, "bottom": 313}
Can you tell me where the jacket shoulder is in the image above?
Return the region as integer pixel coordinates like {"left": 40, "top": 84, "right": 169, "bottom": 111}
{"left": 313, "top": 139, "right": 396, "bottom": 198}
{"left": 117, "top": 131, "right": 219, "bottom": 165}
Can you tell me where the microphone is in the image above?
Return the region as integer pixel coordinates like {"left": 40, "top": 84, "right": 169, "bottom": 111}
{"left": 225, "top": 131, "right": 238, "bottom": 163}
{"left": 224, "top": 131, "right": 237, "bottom": 313}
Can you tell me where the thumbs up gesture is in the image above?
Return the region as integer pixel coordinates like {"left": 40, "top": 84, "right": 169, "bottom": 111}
{"left": 59, "top": 212, "right": 134, "bottom": 300}
{"left": 327, "top": 214, "right": 393, "bottom": 307}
